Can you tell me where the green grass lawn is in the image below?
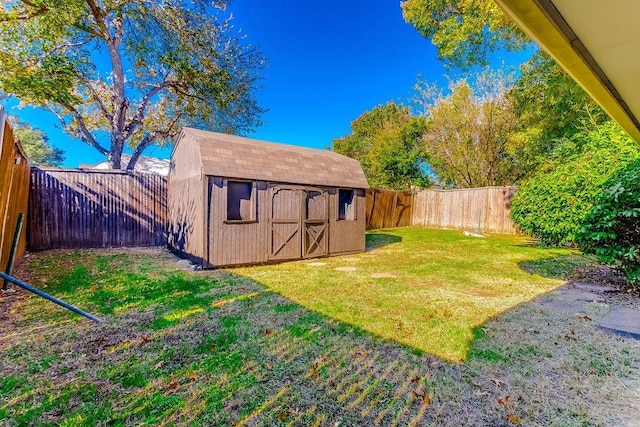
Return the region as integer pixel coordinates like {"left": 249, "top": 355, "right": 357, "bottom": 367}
{"left": 236, "top": 228, "right": 590, "bottom": 361}
{"left": 3, "top": 228, "right": 637, "bottom": 426}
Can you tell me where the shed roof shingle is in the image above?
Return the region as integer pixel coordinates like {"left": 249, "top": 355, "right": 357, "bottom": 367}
{"left": 178, "top": 128, "right": 369, "bottom": 188}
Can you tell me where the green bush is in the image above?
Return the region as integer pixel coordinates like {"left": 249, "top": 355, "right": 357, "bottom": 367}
{"left": 577, "top": 159, "right": 640, "bottom": 287}
{"left": 510, "top": 123, "right": 640, "bottom": 244}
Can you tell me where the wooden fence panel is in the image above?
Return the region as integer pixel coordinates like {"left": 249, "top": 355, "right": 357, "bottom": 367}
{"left": 367, "top": 186, "right": 518, "bottom": 233}
{"left": 0, "top": 108, "right": 31, "bottom": 271}
{"left": 365, "top": 188, "right": 413, "bottom": 230}
{"left": 29, "top": 168, "right": 167, "bottom": 250}
{"left": 411, "top": 186, "right": 518, "bottom": 234}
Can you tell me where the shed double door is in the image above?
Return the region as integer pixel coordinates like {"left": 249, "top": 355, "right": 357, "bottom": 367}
{"left": 269, "top": 186, "right": 328, "bottom": 261}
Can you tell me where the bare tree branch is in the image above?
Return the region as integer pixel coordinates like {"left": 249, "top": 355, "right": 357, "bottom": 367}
{"left": 123, "top": 77, "right": 182, "bottom": 140}
{"left": 57, "top": 103, "right": 109, "bottom": 157}
{"left": 0, "top": 0, "right": 49, "bottom": 22}
{"left": 76, "top": 76, "right": 113, "bottom": 122}
{"left": 126, "top": 112, "right": 183, "bottom": 170}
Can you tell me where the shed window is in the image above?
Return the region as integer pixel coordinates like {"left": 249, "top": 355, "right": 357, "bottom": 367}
{"left": 338, "top": 189, "right": 355, "bottom": 221}
{"left": 227, "top": 181, "right": 255, "bottom": 221}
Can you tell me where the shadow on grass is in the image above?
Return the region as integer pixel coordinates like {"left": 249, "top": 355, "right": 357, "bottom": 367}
{"left": 519, "top": 254, "right": 595, "bottom": 280}
{"left": 2, "top": 255, "right": 439, "bottom": 426}
{"left": 365, "top": 232, "right": 402, "bottom": 251}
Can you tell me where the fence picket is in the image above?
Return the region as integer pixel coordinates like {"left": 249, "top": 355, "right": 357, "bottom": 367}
{"left": 365, "top": 187, "right": 519, "bottom": 234}
{"left": 29, "top": 168, "right": 167, "bottom": 250}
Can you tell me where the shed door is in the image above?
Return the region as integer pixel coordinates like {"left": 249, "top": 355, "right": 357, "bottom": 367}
{"left": 303, "top": 189, "right": 328, "bottom": 258}
{"left": 269, "top": 187, "right": 302, "bottom": 260}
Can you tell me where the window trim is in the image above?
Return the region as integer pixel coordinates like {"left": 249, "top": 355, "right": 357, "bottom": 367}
{"left": 224, "top": 179, "right": 257, "bottom": 224}
{"left": 337, "top": 188, "right": 356, "bottom": 221}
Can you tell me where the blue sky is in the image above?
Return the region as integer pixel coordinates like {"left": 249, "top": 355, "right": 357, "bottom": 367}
{"left": 5, "top": 1, "right": 525, "bottom": 167}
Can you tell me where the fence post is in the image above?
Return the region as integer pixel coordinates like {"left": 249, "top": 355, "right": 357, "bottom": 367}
{"left": 3, "top": 212, "right": 23, "bottom": 291}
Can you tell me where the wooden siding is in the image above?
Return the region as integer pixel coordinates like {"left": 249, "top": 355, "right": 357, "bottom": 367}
{"left": 365, "top": 188, "right": 413, "bottom": 230}
{"left": 167, "top": 132, "right": 205, "bottom": 263}
{"left": 207, "top": 177, "right": 269, "bottom": 267}
{"left": 167, "top": 174, "right": 204, "bottom": 263}
{"left": 412, "top": 187, "right": 518, "bottom": 234}
{"left": 29, "top": 168, "right": 167, "bottom": 250}
{"left": 204, "top": 181, "right": 366, "bottom": 267}
{"left": 329, "top": 188, "right": 366, "bottom": 254}
{"left": 0, "top": 108, "right": 31, "bottom": 270}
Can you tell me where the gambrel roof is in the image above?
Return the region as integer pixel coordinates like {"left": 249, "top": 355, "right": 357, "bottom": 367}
{"left": 173, "top": 128, "right": 369, "bottom": 189}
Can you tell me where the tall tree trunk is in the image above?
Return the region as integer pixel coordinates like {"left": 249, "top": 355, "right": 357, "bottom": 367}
{"left": 109, "top": 150, "right": 122, "bottom": 169}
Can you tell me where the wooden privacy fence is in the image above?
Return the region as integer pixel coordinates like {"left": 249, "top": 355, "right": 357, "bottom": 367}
{"left": 29, "top": 168, "right": 167, "bottom": 250}
{"left": 366, "top": 188, "right": 413, "bottom": 230}
{"left": 366, "top": 186, "right": 519, "bottom": 234}
{"left": 413, "top": 187, "right": 518, "bottom": 234}
{"left": 0, "top": 107, "right": 31, "bottom": 270}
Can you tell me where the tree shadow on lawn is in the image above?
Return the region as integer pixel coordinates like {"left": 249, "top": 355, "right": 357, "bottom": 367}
{"left": 0, "top": 263, "right": 479, "bottom": 426}
{"left": 2, "top": 248, "right": 636, "bottom": 426}
{"left": 519, "top": 253, "right": 595, "bottom": 280}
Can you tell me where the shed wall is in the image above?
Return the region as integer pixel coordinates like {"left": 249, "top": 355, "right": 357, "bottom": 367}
{"left": 167, "top": 134, "right": 206, "bottom": 263}
{"left": 205, "top": 180, "right": 365, "bottom": 267}
{"left": 328, "top": 188, "right": 366, "bottom": 254}
{"left": 208, "top": 177, "right": 270, "bottom": 267}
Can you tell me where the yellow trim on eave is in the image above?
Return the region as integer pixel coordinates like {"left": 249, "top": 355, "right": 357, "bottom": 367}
{"left": 494, "top": 0, "right": 640, "bottom": 142}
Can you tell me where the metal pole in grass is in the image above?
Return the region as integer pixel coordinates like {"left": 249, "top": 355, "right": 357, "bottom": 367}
{"left": 3, "top": 213, "right": 24, "bottom": 291}
{"left": 0, "top": 271, "right": 104, "bottom": 323}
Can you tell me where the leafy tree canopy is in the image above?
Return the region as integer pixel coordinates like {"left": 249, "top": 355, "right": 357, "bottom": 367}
{"left": 333, "top": 102, "right": 431, "bottom": 189}
{"left": 507, "top": 52, "right": 611, "bottom": 176}
{"left": 0, "top": 0, "right": 265, "bottom": 169}
{"left": 10, "top": 118, "right": 65, "bottom": 167}
{"left": 419, "top": 71, "right": 521, "bottom": 187}
{"left": 401, "top": 0, "right": 529, "bottom": 69}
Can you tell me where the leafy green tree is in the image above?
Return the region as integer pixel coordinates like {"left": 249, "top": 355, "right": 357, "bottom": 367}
{"left": 510, "top": 122, "right": 640, "bottom": 245}
{"left": 333, "top": 102, "right": 430, "bottom": 189}
{"left": 10, "top": 118, "right": 64, "bottom": 167}
{"left": 402, "top": 1, "right": 617, "bottom": 180}
{"left": 420, "top": 73, "right": 520, "bottom": 187}
{"left": 401, "top": 0, "right": 528, "bottom": 69}
{"left": 0, "top": 0, "right": 264, "bottom": 170}
{"left": 507, "top": 52, "right": 611, "bottom": 177}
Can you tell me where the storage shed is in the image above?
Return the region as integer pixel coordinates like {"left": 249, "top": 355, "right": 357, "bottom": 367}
{"left": 168, "top": 128, "right": 369, "bottom": 268}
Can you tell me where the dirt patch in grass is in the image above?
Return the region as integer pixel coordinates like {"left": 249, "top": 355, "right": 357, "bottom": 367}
{"left": 1, "top": 238, "right": 639, "bottom": 426}
{"left": 306, "top": 262, "right": 327, "bottom": 267}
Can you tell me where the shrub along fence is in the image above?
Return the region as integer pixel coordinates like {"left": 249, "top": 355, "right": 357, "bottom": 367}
{"left": 29, "top": 168, "right": 167, "bottom": 250}
{"left": 367, "top": 186, "right": 519, "bottom": 234}
{"left": 0, "top": 108, "right": 31, "bottom": 270}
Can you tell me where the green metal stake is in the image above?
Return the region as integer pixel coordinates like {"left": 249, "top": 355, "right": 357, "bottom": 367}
{"left": 3, "top": 212, "right": 24, "bottom": 291}
{"left": 0, "top": 271, "right": 103, "bottom": 323}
